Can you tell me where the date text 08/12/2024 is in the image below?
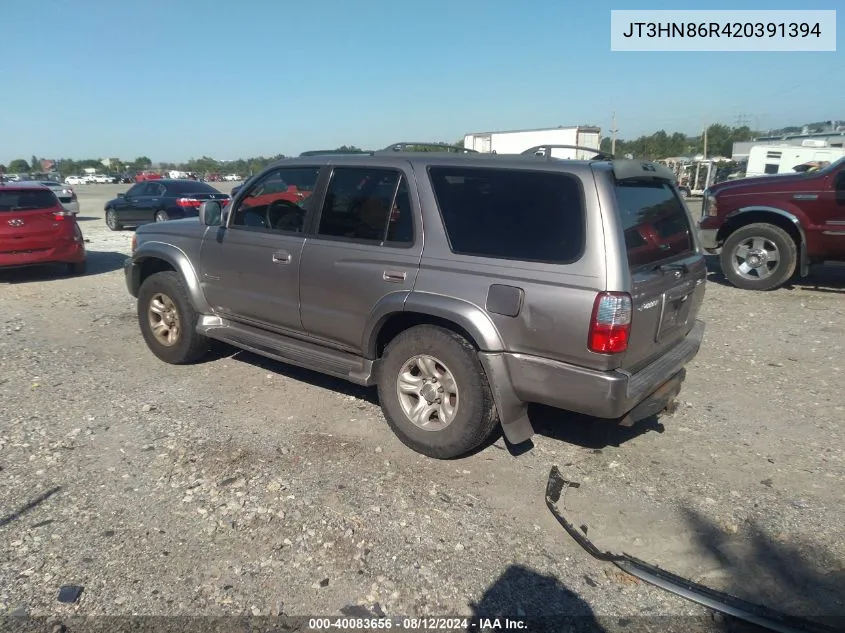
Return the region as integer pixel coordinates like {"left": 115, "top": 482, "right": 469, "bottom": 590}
{"left": 308, "top": 617, "right": 527, "bottom": 630}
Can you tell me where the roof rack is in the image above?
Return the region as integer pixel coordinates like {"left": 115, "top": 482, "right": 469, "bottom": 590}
{"left": 521, "top": 144, "right": 615, "bottom": 161}
{"left": 377, "top": 142, "right": 478, "bottom": 154}
{"left": 299, "top": 149, "right": 374, "bottom": 157}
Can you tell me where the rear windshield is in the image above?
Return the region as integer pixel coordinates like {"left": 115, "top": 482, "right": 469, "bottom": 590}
{"left": 614, "top": 181, "right": 694, "bottom": 268}
{"left": 428, "top": 166, "right": 584, "bottom": 264}
{"left": 0, "top": 189, "right": 59, "bottom": 211}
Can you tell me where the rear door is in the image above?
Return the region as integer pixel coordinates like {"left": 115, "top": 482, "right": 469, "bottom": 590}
{"left": 613, "top": 179, "right": 707, "bottom": 373}
{"left": 298, "top": 165, "right": 421, "bottom": 352}
{"left": 0, "top": 189, "right": 64, "bottom": 251}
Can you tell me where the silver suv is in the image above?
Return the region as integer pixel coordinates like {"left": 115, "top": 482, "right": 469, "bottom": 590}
{"left": 124, "top": 143, "right": 706, "bottom": 459}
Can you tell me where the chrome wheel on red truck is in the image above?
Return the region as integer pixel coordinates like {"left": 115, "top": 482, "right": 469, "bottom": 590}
{"left": 720, "top": 223, "right": 797, "bottom": 291}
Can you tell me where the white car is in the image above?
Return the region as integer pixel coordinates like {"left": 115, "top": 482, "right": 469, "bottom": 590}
{"left": 65, "top": 175, "right": 89, "bottom": 185}
{"left": 223, "top": 173, "right": 241, "bottom": 181}
{"left": 91, "top": 174, "right": 113, "bottom": 184}
{"left": 16, "top": 180, "right": 80, "bottom": 214}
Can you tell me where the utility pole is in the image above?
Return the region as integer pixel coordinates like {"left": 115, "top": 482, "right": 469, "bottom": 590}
{"left": 702, "top": 121, "right": 708, "bottom": 159}
{"left": 610, "top": 111, "right": 618, "bottom": 155}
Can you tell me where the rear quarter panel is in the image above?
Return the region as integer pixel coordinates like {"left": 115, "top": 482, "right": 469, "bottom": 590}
{"left": 412, "top": 163, "right": 613, "bottom": 370}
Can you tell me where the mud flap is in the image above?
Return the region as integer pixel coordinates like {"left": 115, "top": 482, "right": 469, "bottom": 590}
{"left": 544, "top": 466, "right": 839, "bottom": 633}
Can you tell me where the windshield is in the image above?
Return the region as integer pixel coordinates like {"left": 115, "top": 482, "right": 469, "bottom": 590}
{"left": 0, "top": 189, "right": 59, "bottom": 211}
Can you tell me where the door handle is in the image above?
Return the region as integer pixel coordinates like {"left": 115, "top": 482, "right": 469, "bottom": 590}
{"left": 272, "top": 251, "right": 291, "bottom": 264}
{"left": 383, "top": 270, "right": 406, "bottom": 282}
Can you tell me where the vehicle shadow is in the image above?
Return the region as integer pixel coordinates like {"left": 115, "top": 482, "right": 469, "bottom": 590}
{"left": 705, "top": 255, "right": 845, "bottom": 294}
{"left": 467, "top": 564, "right": 604, "bottom": 633}
{"left": 526, "top": 405, "right": 665, "bottom": 450}
{"left": 224, "top": 349, "right": 666, "bottom": 456}
{"left": 0, "top": 486, "right": 62, "bottom": 529}
{"left": 679, "top": 505, "right": 845, "bottom": 628}
{"left": 0, "top": 250, "right": 127, "bottom": 283}
{"left": 227, "top": 348, "right": 381, "bottom": 405}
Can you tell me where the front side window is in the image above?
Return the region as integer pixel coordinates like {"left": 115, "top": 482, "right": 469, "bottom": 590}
{"left": 317, "top": 167, "right": 413, "bottom": 244}
{"left": 230, "top": 167, "right": 320, "bottom": 232}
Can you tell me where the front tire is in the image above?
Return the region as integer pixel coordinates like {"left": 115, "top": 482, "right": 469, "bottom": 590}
{"left": 720, "top": 223, "right": 797, "bottom": 291}
{"left": 105, "top": 208, "right": 122, "bottom": 231}
{"left": 377, "top": 325, "right": 498, "bottom": 459}
{"left": 137, "top": 271, "right": 209, "bottom": 364}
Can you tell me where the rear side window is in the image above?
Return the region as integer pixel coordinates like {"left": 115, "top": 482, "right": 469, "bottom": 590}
{"left": 166, "top": 181, "right": 219, "bottom": 194}
{"left": 0, "top": 190, "right": 59, "bottom": 211}
{"left": 614, "top": 181, "right": 694, "bottom": 269}
{"left": 428, "top": 167, "right": 584, "bottom": 264}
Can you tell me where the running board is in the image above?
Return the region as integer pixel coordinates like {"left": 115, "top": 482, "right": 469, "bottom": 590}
{"left": 197, "top": 316, "right": 377, "bottom": 386}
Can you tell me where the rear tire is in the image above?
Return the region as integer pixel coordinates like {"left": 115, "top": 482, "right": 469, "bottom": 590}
{"left": 377, "top": 325, "right": 498, "bottom": 459}
{"left": 105, "top": 208, "right": 122, "bottom": 231}
{"left": 137, "top": 271, "right": 209, "bottom": 364}
{"left": 720, "top": 223, "right": 797, "bottom": 291}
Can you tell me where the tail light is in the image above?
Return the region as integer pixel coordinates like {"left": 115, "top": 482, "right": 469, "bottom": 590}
{"left": 177, "top": 197, "right": 202, "bottom": 208}
{"left": 52, "top": 210, "right": 75, "bottom": 221}
{"left": 131, "top": 233, "right": 137, "bottom": 253}
{"left": 588, "top": 292, "right": 632, "bottom": 354}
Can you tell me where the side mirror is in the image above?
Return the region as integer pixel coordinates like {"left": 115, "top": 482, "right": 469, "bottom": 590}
{"left": 230, "top": 185, "right": 242, "bottom": 197}
{"left": 116, "top": 192, "right": 125, "bottom": 198}
{"left": 199, "top": 200, "right": 223, "bottom": 226}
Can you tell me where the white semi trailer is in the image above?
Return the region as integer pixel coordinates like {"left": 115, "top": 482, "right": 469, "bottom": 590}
{"left": 463, "top": 126, "right": 602, "bottom": 159}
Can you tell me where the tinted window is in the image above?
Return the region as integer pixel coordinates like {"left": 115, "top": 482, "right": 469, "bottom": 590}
{"left": 429, "top": 167, "right": 584, "bottom": 263}
{"left": 764, "top": 163, "right": 779, "bottom": 175}
{"left": 166, "top": 181, "right": 219, "bottom": 195}
{"left": 231, "top": 167, "right": 320, "bottom": 232}
{"left": 0, "top": 190, "right": 58, "bottom": 211}
{"left": 614, "top": 181, "right": 694, "bottom": 268}
{"left": 318, "top": 168, "right": 412, "bottom": 243}
{"left": 125, "top": 183, "right": 146, "bottom": 197}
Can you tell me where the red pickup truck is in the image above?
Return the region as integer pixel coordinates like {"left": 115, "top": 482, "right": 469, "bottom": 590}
{"left": 698, "top": 156, "right": 845, "bottom": 290}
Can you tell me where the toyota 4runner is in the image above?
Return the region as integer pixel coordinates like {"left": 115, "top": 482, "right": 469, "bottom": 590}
{"left": 124, "top": 143, "right": 707, "bottom": 459}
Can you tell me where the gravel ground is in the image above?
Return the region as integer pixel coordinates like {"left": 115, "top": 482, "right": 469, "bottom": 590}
{"left": 1, "top": 185, "right": 843, "bottom": 630}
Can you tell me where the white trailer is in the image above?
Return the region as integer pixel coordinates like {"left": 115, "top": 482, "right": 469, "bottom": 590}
{"left": 745, "top": 144, "right": 845, "bottom": 177}
{"left": 463, "top": 126, "right": 601, "bottom": 159}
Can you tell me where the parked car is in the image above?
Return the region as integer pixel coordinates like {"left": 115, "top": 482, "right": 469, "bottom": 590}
{"left": 124, "top": 147, "right": 706, "bottom": 459}
{"left": 135, "top": 171, "right": 163, "bottom": 183}
{"left": 699, "top": 156, "right": 845, "bottom": 290}
{"left": 223, "top": 173, "right": 241, "bottom": 181}
{"left": 104, "top": 179, "right": 231, "bottom": 230}
{"left": 64, "top": 175, "right": 89, "bottom": 185}
{"left": 15, "top": 180, "right": 79, "bottom": 215}
{"left": 0, "top": 184, "right": 86, "bottom": 274}
{"left": 88, "top": 173, "right": 112, "bottom": 184}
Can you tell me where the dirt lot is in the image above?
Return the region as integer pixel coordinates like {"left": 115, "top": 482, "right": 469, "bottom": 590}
{"left": 1, "top": 184, "right": 843, "bottom": 628}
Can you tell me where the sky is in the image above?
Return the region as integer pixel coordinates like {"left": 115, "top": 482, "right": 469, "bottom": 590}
{"left": 0, "top": 0, "right": 842, "bottom": 164}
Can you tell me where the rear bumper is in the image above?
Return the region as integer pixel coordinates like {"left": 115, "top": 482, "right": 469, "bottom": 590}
{"left": 492, "top": 319, "right": 704, "bottom": 422}
{"left": 59, "top": 199, "right": 80, "bottom": 214}
{"left": 0, "top": 241, "right": 85, "bottom": 268}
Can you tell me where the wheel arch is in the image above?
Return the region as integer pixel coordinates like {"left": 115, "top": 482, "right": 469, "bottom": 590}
{"left": 131, "top": 243, "right": 210, "bottom": 312}
{"left": 363, "top": 292, "right": 505, "bottom": 360}
{"left": 719, "top": 206, "right": 809, "bottom": 276}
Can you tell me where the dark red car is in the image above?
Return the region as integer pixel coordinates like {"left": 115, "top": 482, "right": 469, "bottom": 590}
{"left": 0, "top": 184, "right": 87, "bottom": 274}
{"left": 699, "top": 156, "right": 845, "bottom": 290}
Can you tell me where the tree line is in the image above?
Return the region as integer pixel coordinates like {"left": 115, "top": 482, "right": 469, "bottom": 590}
{"left": 0, "top": 123, "right": 822, "bottom": 174}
